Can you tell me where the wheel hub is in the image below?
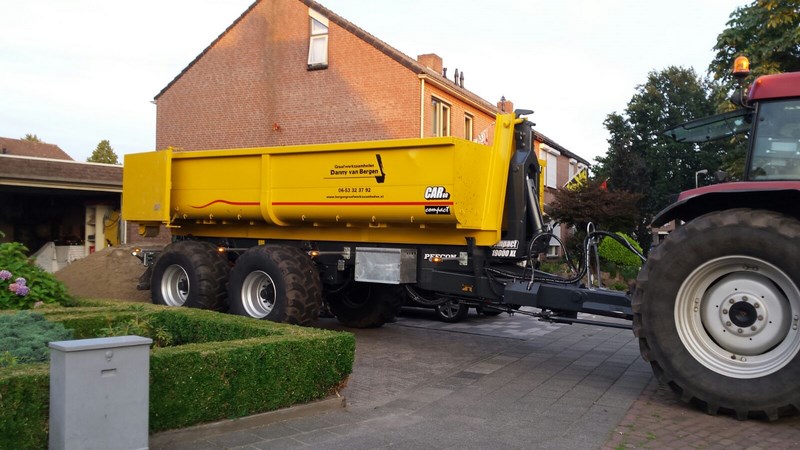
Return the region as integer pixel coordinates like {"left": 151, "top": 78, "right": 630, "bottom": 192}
{"left": 676, "top": 256, "right": 800, "bottom": 379}
{"left": 702, "top": 272, "right": 787, "bottom": 356}
{"left": 728, "top": 299, "right": 758, "bottom": 328}
{"left": 241, "top": 270, "right": 276, "bottom": 318}
{"left": 161, "top": 264, "right": 190, "bottom": 306}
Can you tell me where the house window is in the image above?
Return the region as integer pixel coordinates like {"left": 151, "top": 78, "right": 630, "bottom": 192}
{"left": 569, "top": 158, "right": 577, "bottom": 180}
{"left": 464, "top": 114, "right": 473, "bottom": 140}
{"left": 308, "top": 10, "right": 328, "bottom": 70}
{"left": 542, "top": 146, "right": 559, "bottom": 188}
{"left": 547, "top": 224, "right": 561, "bottom": 257}
{"left": 432, "top": 97, "right": 451, "bottom": 137}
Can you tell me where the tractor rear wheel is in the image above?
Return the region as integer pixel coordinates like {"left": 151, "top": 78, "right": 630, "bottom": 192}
{"left": 228, "top": 245, "right": 321, "bottom": 326}
{"left": 150, "top": 240, "right": 229, "bottom": 311}
{"left": 327, "top": 282, "right": 403, "bottom": 328}
{"left": 634, "top": 209, "right": 800, "bottom": 420}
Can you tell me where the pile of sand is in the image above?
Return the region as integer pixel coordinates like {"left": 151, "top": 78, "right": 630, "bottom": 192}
{"left": 55, "top": 246, "right": 152, "bottom": 303}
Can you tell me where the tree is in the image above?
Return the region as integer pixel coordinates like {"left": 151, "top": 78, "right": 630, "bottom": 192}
{"left": 709, "top": 0, "right": 800, "bottom": 85}
{"left": 547, "top": 179, "right": 642, "bottom": 262}
{"left": 21, "top": 134, "right": 41, "bottom": 143}
{"left": 87, "top": 140, "right": 119, "bottom": 165}
{"left": 593, "top": 67, "right": 730, "bottom": 251}
{"left": 548, "top": 180, "right": 642, "bottom": 233}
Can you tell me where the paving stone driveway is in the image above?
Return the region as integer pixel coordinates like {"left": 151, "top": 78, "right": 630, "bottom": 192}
{"left": 157, "top": 308, "right": 800, "bottom": 449}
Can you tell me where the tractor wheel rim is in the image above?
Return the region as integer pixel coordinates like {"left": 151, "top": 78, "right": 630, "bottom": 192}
{"left": 241, "top": 270, "right": 276, "bottom": 318}
{"left": 161, "top": 264, "right": 189, "bottom": 307}
{"left": 675, "top": 255, "right": 800, "bottom": 378}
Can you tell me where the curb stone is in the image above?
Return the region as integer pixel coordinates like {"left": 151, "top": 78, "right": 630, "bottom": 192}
{"left": 148, "top": 395, "right": 345, "bottom": 449}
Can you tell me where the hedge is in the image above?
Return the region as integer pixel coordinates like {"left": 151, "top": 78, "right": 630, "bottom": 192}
{"left": 598, "top": 232, "right": 643, "bottom": 268}
{"left": 0, "top": 301, "right": 355, "bottom": 449}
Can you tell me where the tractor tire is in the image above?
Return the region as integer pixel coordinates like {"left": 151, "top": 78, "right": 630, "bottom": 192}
{"left": 634, "top": 209, "right": 800, "bottom": 420}
{"left": 435, "top": 299, "right": 469, "bottom": 323}
{"left": 228, "top": 245, "right": 321, "bottom": 326}
{"left": 327, "top": 282, "right": 404, "bottom": 328}
{"left": 151, "top": 240, "right": 229, "bottom": 311}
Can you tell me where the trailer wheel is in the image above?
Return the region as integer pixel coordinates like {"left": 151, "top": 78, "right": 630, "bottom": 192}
{"left": 634, "top": 209, "right": 800, "bottom": 420}
{"left": 435, "top": 299, "right": 469, "bottom": 323}
{"left": 227, "top": 245, "right": 321, "bottom": 326}
{"left": 327, "top": 282, "right": 403, "bottom": 328}
{"left": 151, "top": 240, "right": 229, "bottom": 311}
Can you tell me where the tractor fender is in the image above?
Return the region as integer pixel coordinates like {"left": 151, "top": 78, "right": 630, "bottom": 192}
{"left": 652, "top": 181, "right": 800, "bottom": 227}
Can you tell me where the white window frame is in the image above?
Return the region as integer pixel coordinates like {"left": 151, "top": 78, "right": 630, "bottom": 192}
{"left": 432, "top": 97, "right": 451, "bottom": 137}
{"left": 308, "top": 9, "right": 329, "bottom": 69}
{"left": 464, "top": 114, "right": 473, "bottom": 140}
{"left": 547, "top": 223, "right": 562, "bottom": 257}
{"left": 542, "top": 144, "right": 560, "bottom": 188}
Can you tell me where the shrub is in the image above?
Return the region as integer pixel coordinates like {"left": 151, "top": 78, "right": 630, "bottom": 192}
{"left": 97, "top": 314, "right": 174, "bottom": 348}
{"left": 0, "top": 311, "right": 73, "bottom": 366}
{"left": 0, "top": 302, "right": 355, "bottom": 448}
{"left": 0, "top": 242, "right": 75, "bottom": 309}
{"left": 598, "top": 232, "right": 643, "bottom": 268}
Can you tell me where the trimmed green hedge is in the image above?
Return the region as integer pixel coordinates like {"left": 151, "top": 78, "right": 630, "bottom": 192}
{"left": 598, "top": 232, "right": 643, "bottom": 268}
{"left": 0, "top": 301, "right": 355, "bottom": 449}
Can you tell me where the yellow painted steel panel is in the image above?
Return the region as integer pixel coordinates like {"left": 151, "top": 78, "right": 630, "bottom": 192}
{"left": 122, "top": 150, "right": 172, "bottom": 223}
{"left": 123, "top": 113, "right": 521, "bottom": 246}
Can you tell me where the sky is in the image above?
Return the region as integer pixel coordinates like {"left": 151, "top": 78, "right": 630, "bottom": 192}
{"left": 0, "top": 0, "right": 748, "bottom": 164}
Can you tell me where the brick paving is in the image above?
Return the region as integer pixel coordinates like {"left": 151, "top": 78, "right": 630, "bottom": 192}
{"left": 153, "top": 308, "right": 800, "bottom": 449}
{"left": 604, "top": 378, "right": 800, "bottom": 449}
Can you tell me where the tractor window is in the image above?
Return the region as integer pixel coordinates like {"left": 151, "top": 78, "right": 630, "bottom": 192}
{"left": 665, "top": 109, "right": 751, "bottom": 143}
{"left": 749, "top": 99, "right": 800, "bottom": 180}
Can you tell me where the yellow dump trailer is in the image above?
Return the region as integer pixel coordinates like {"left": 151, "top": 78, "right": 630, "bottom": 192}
{"left": 124, "top": 115, "right": 521, "bottom": 246}
{"left": 123, "top": 110, "right": 628, "bottom": 334}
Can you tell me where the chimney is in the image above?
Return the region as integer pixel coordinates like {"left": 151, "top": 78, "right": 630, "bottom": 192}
{"left": 417, "top": 53, "right": 443, "bottom": 75}
{"left": 459, "top": 71, "right": 464, "bottom": 88}
{"left": 497, "top": 96, "right": 514, "bottom": 113}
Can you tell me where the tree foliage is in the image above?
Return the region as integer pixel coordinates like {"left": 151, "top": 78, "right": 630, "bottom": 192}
{"left": 547, "top": 180, "right": 642, "bottom": 262}
{"left": 21, "top": 134, "right": 41, "bottom": 143}
{"left": 593, "top": 67, "right": 732, "bottom": 250}
{"left": 548, "top": 180, "right": 642, "bottom": 232}
{"left": 87, "top": 139, "right": 119, "bottom": 164}
{"left": 710, "top": 0, "right": 800, "bottom": 85}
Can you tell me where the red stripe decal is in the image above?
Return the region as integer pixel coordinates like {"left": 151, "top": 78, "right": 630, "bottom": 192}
{"left": 190, "top": 200, "right": 261, "bottom": 209}
{"left": 272, "top": 201, "right": 454, "bottom": 206}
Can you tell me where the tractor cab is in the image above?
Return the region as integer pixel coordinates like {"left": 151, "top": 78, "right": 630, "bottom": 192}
{"left": 654, "top": 57, "right": 800, "bottom": 226}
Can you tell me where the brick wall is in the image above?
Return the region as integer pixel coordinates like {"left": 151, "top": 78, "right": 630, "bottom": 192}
{"left": 156, "top": 0, "right": 422, "bottom": 151}
{"left": 424, "top": 84, "right": 495, "bottom": 140}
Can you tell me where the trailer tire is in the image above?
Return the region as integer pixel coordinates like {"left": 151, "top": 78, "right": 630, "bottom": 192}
{"left": 228, "top": 245, "right": 321, "bottom": 326}
{"left": 327, "top": 283, "right": 403, "bottom": 328}
{"left": 634, "top": 209, "right": 800, "bottom": 420}
{"left": 151, "top": 240, "right": 229, "bottom": 311}
{"left": 435, "top": 299, "right": 469, "bottom": 323}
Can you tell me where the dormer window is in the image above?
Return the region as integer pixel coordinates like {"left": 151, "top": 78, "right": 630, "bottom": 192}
{"left": 308, "top": 9, "right": 329, "bottom": 70}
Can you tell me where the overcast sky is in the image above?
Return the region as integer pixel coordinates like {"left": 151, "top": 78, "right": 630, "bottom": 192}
{"left": 0, "top": 0, "right": 746, "bottom": 163}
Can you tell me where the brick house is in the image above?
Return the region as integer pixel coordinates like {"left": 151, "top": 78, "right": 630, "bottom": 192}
{"left": 151, "top": 0, "right": 589, "bottom": 254}
{"left": 0, "top": 138, "right": 123, "bottom": 268}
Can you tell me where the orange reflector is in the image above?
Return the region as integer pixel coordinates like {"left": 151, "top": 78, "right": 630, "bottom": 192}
{"left": 431, "top": 256, "right": 443, "bottom": 263}
{"left": 733, "top": 56, "right": 750, "bottom": 78}
{"left": 217, "top": 246, "right": 225, "bottom": 253}
{"left": 309, "top": 250, "right": 320, "bottom": 257}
